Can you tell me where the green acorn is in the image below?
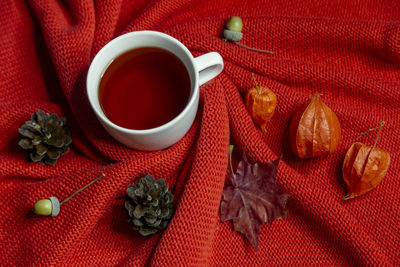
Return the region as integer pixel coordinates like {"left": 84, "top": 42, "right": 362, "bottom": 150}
{"left": 18, "top": 109, "right": 72, "bottom": 165}
{"left": 223, "top": 16, "right": 243, "bottom": 42}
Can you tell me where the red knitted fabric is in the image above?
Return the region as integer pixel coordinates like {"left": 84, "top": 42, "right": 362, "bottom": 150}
{"left": 1, "top": 0, "right": 400, "bottom": 266}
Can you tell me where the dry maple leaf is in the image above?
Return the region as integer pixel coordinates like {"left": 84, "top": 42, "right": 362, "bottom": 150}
{"left": 220, "top": 151, "right": 290, "bottom": 250}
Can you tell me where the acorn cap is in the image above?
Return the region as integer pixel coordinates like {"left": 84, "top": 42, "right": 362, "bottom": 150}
{"left": 223, "top": 29, "right": 243, "bottom": 42}
{"left": 49, "top": 197, "right": 60, "bottom": 217}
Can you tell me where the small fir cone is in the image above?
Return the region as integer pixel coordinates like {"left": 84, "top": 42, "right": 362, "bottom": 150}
{"left": 18, "top": 109, "right": 72, "bottom": 166}
{"left": 125, "top": 174, "right": 174, "bottom": 236}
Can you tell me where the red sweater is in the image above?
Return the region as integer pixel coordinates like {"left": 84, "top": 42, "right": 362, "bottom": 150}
{"left": 0, "top": 0, "right": 399, "bottom": 265}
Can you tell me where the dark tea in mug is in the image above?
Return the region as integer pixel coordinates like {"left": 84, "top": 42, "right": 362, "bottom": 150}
{"left": 98, "top": 47, "right": 191, "bottom": 130}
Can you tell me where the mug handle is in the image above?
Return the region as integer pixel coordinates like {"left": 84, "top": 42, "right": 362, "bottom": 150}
{"left": 193, "top": 52, "right": 224, "bottom": 86}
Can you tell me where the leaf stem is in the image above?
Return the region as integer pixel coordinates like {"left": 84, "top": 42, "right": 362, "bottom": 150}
{"left": 234, "top": 42, "right": 274, "bottom": 54}
{"left": 229, "top": 145, "right": 234, "bottom": 174}
{"left": 251, "top": 73, "right": 260, "bottom": 95}
{"left": 60, "top": 173, "right": 106, "bottom": 205}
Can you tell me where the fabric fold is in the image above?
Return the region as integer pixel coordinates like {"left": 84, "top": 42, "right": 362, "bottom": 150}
{"left": 1, "top": 0, "right": 399, "bottom": 266}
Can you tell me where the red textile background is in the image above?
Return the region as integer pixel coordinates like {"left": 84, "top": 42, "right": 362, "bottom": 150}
{"left": 1, "top": 0, "right": 400, "bottom": 265}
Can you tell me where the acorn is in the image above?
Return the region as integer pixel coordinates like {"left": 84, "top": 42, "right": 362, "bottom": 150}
{"left": 33, "top": 173, "right": 105, "bottom": 217}
{"left": 33, "top": 197, "right": 60, "bottom": 217}
{"left": 223, "top": 16, "right": 243, "bottom": 42}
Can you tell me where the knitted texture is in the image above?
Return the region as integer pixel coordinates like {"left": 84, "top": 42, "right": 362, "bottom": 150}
{"left": 1, "top": 0, "right": 400, "bottom": 266}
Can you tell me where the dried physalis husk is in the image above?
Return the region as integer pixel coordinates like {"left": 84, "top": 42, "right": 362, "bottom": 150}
{"left": 342, "top": 142, "right": 390, "bottom": 200}
{"left": 246, "top": 73, "right": 277, "bottom": 133}
{"left": 289, "top": 92, "right": 341, "bottom": 158}
{"left": 342, "top": 121, "right": 390, "bottom": 200}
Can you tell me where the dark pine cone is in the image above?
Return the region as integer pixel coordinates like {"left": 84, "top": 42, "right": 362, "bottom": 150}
{"left": 18, "top": 109, "right": 72, "bottom": 166}
{"left": 125, "top": 174, "right": 174, "bottom": 236}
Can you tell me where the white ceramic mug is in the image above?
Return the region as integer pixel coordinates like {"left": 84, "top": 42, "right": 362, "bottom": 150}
{"left": 87, "top": 31, "right": 223, "bottom": 151}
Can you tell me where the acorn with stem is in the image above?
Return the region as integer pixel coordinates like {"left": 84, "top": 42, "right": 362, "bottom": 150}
{"left": 223, "top": 16, "right": 274, "bottom": 54}
{"left": 33, "top": 173, "right": 106, "bottom": 217}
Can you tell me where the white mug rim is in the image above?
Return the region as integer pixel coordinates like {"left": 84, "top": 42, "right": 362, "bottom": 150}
{"left": 86, "top": 31, "right": 199, "bottom": 136}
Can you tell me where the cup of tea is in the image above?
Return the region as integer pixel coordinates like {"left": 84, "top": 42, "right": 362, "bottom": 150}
{"left": 86, "top": 31, "right": 223, "bottom": 150}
